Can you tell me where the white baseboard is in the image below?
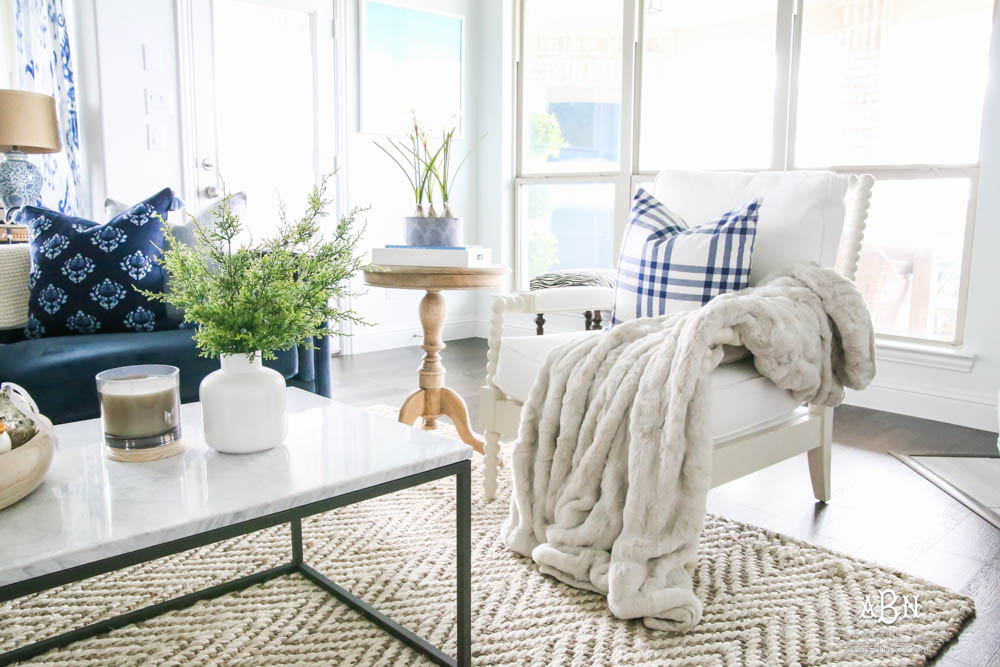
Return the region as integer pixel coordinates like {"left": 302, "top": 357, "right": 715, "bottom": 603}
{"left": 348, "top": 318, "right": 480, "bottom": 355}
{"left": 474, "top": 320, "right": 490, "bottom": 339}
{"left": 845, "top": 380, "right": 998, "bottom": 433}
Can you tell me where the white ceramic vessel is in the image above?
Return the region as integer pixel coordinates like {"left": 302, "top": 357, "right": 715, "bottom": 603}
{"left": 0, "top": 417, "right": 55, "bottom": 510}
{"left": 404, "top": 216, "right": 463, "bottom": 246}
{"left": 199, "top": 352, "right": 287, "bottom": 454}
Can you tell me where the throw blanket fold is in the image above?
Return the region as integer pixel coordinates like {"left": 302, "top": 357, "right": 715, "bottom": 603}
{"left": 501, "top": 264, "right": 876, "bottom": 632}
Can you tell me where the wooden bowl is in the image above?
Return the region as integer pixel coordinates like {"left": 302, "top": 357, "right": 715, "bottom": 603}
{"left": 0, "top": 417, "right": 56, "bottom": 511}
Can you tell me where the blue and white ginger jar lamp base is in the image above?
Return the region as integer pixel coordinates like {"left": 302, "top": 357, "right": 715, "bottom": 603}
{"left": 0, "top": 151, "right": 42, "bottom": 222}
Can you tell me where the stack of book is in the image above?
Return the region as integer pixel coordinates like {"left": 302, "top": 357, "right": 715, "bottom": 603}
{"left": 371, "top": 245, "right": 492, "bottom": 268}
{"left": 0, "top": 225, "right": 29, "bottom": 244}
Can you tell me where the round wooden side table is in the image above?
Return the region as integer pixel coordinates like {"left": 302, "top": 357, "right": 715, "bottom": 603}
{"left": 363, "top": 264, "right": 508, "bottom": 453}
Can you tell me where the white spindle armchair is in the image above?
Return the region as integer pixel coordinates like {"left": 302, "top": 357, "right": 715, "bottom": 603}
{"left": 479, "top": 170, "right": 875, "bottom": 501}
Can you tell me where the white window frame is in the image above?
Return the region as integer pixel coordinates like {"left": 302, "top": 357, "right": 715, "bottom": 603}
{"left": 513, "top": 0, "right": 993, "bottom": 346}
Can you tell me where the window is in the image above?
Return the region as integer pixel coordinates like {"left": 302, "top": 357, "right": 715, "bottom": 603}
{"left": 794, "top": 0, "right": 992, "bottom": 341}
{"left": 520, "top": 0, "right": 623, "bottom": 174}
{"left": 514, "top": 0, "right": 995, "bottom": 343}
{"left": 520, "top": 182, "right": 616, "bottom": 276}
{"left": 515, "top": 0, "right": 623, "bottom": 286}
{"left": 639, "top": 1, "right": 778, "bottom": 170}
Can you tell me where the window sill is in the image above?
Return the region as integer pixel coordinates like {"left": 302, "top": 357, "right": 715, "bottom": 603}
{"left": 875, "top": 338, "right": 976, "bottom": 373}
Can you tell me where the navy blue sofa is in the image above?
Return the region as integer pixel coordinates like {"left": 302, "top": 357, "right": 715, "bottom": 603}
{"left": 0, "top": 328, "right": 332, "bottom": 425}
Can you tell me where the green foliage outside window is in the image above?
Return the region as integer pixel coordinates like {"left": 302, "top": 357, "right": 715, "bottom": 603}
{"left": 529, "top": 112, "right": 568, "bottom": 161}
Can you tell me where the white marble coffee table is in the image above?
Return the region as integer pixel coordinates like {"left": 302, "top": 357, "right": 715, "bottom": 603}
{"left": 0, "top": 388, "right": 472, "bottom": 666}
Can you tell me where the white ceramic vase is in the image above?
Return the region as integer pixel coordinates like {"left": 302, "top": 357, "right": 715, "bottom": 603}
{"left": 200, "top": 352, "right": 287, "bottom": 454}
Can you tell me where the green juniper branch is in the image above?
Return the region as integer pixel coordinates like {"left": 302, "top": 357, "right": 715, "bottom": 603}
{"left": 142, "top": 176, "right": 370, "bottom": 361}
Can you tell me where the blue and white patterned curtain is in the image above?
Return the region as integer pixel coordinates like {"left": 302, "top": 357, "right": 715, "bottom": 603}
{"left": 14, "top": 0, "right": 80, "bottom": 215}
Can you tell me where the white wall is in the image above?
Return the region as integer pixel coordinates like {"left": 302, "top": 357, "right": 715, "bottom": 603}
{"left": 342, "top": 0, "right": 486, "bottom": 354}
{"left": 73, "top": 0, "right": 185, "bottom": 217}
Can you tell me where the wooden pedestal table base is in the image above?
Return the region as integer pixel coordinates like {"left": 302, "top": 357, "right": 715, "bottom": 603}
{"left": 398, "top": 290, "right": 482, "bottom": 451}
{"left": 363, "top": 265, "right": 509, "bottom": 463}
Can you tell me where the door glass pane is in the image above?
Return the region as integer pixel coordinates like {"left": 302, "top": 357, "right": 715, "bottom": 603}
{"left": 520, "top": 182, "right": 616, "bottom": 280}
{"left": 639, "top": 0, "right": 777, "bottom": 170}
{"left": 854, "top": 178, "right": 970, "bottom": 341}
{"left": 521, "top": 0, "right": 623, "bottom": 174}
{"left": 796, "top": 0, "right": 993, "bottom": 167}
{"left": 213, "top": 0, "right": 317, "bottom": 239}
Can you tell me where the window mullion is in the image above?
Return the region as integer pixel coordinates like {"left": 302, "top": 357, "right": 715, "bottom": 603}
{"left": 785, "top": 0, "right": 804, "bottom": 169}
{"left": 514, "top": 0, "right": 524, "bottom": 178}
{"left": 614, "top": 0, "right": 639, "bottom": 265}
{"left": 772, "top": 0, "right": 796, "bottom": 170}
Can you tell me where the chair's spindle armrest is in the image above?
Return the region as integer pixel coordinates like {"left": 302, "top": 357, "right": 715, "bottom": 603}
{"left": 485, "top": 287, "right": 616, "bottom": 389}
{"left": 486, "top": 293, "right": 537, "bottom": 389}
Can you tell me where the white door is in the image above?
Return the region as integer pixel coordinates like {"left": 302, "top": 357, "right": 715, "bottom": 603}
{"left": 181, "top": 0, "right": 336, "bottom": 240}
{"left": 178, "top": 0, "right": 345, "bottom": 352}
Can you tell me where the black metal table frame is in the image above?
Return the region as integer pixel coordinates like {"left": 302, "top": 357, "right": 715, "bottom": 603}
{"left": 0, "top": 459, "right": 472, "bottom": 667}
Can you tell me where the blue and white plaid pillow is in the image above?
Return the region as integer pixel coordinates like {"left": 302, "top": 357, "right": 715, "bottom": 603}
{"left": 611, "top": 188, "right": 760, "bottom": 326}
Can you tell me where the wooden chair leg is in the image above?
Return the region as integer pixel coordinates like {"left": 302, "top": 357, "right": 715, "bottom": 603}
{"left": 484, "top": 430, "right": 501, "bottom": 501}
{"left": 592, "top": 309, "right": 603, "bottom": 330}
{"left": 808, "top": 406, "right": 833, "bottom": 502}
{"left": 584, "top": 310, "right": 593, "bottom": 330}
{"left": 534, "top": 313, "right": 545, "bottom": 335}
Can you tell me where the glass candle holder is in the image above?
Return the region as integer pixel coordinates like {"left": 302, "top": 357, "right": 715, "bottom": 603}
{"left": 96, "top": 365, "right": 182, "bottom": 460}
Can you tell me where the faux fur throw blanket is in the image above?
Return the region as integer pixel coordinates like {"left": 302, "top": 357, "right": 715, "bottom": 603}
{"left": 500, "top": 263, "right": 876, "bottom": 632}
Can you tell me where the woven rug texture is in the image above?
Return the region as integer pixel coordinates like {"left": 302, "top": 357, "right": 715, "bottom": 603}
{"left": 0, "top": 406, "right": 974, "bottom": 666}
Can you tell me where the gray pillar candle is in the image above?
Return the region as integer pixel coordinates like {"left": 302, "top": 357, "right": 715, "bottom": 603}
{"left": 96, "top": 365, "right": 181, "bottom": 449}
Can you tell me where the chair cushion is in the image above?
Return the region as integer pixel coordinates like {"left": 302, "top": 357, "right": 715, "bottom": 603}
{"left": 494, "top": 331, "right": 803, "bottom": 441}
{"left": 0, "top": 329, "right": 299, "bottom": 424}
{"left": 611, "top": 188, "right": 759, "bottom": 325}
{"left": 653, "top": 170, "right": 849, "bottom": 285}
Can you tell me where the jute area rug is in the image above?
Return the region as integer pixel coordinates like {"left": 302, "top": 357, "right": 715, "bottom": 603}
{"left": 0, "top": 406, "right": 974, "bottom": 666}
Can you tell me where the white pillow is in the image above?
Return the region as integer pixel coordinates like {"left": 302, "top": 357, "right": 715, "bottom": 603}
{"left": 611, "top": 188, "right": 760, "bottom": 326}
{"left": 105, "top": 193, "right": 248, "bottom": 326}
{"left": 104, "top": 192, "right": 248, "bottom": 248}
{"left": 105, "top": 193, "right": 185, "bottom": 224}
{"left": 653, "top": 170, "right": 848, "bottom": 284}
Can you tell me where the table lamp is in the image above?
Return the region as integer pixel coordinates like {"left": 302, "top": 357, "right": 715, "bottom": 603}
{"left": 0, "top": 90, "right": 60, "bottom": 222}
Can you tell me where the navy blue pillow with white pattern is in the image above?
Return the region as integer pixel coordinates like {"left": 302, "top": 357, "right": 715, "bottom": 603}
{"left": 611, "top": 188, "right": 760, "bottom": 326}
{"left": 23, "top": 188, "right": 173, "bottom": 339}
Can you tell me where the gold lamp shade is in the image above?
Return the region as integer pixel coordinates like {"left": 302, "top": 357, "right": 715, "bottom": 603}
{"left": 0, "top": 89, "right": 60, "bottom": 153}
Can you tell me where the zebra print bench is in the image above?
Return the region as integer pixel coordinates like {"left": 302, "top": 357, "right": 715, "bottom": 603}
{"left": 528, "top": 269, "right": 615, "bottom": 334}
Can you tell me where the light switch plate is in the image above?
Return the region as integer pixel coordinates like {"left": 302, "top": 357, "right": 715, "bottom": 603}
{"left": 146, "top": 122, "right": 165, "bottom": 152}
{"left": 142, "top": 43, "right": 164, "bottom": 73}
{"left": 144, "top": 88, "right": 169, "bottom": 115}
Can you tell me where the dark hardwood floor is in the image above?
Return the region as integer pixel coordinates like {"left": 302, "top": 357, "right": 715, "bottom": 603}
{"left": 331, "top": 337, "right": 1000, "bottom": 666}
